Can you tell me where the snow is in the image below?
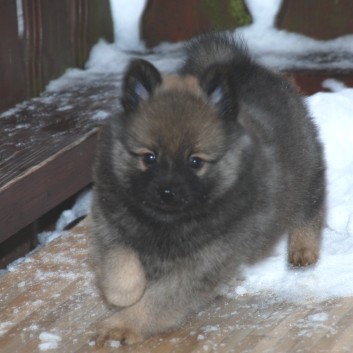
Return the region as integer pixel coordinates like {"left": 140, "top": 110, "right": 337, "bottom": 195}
{"left": 91, "top": 110, "right": 111, "bottom": 121}
{"left": 238, "top": 0, "right": 353, "bottom": 70}
{"left": 322, "top": 78, "right": 348, "bottom": 92}
{"left": 16, "top": 0, "right": 24, "bottom": 38}
{"left": 244, "top": 0, "right": 282, "bottom": 28}
{"left": 36, "top": 0, "right": 352, "bottom": 103}
{"left": 37, "top": 188, "right": 92, "bottom": 245}
{"left": 109, "top": 0, "right": 147, "bottom": 50}
{"left": 0, "top": 322, "right": 14, "bottom": 336}
{"left": 109, "top": 340, "right": 122, "bottom": 348}
{"left": 308, "top": 312, "right": 329, "bottom": 322}
{"left": 38, "top": 332, "right": 62, "bottom": 351}
{"left": 294, "top": 312, "right": 333, "bottom": 338}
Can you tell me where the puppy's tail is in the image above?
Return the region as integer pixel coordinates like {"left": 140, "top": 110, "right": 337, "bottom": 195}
{"left": 180, "top": 32, "right": 251, "bottom": 76}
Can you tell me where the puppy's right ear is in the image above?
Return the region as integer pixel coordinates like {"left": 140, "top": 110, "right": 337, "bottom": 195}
{"left": 121, "top": 59, "right": 162, "bottom": 113}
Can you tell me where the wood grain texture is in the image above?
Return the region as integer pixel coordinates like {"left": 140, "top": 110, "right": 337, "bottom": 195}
{"left": 1, "top": 217, "right": 353, "bottom": 353}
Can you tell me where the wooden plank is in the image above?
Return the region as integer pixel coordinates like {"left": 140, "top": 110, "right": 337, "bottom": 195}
{"left": 0, "top": 75, "right": 121, "bottom": 243}
{"left": 1, "top": 218, "right": 353, "bottom": 353}
{"left": 0, "top": 130, "right": 98, "bottom": 243}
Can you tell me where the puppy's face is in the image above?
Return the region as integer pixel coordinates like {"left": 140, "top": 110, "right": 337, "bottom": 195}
{"left": 112, "top": 59, "right": 249, "bottom": 222}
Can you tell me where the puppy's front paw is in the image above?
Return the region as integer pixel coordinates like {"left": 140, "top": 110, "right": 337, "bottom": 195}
{"left": 94, "top": 327, "right": 143, "bottom": 347}
{"left": 100, "top": 246, "right": 146, "bottom": 308}
{"left": 94, "top": 315, "right": 144, "bottom": 347}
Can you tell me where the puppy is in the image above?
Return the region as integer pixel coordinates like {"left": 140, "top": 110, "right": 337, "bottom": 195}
{"left": 90, "top": 32, "right": 326, "bottom": 345}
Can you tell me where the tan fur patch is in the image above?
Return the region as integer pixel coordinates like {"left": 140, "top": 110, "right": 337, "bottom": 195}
{"left": 159, "top": 74, "right": 204, "bottom": 96}
{"left": 100, "top": 246, "right": 146, "bottom": 307}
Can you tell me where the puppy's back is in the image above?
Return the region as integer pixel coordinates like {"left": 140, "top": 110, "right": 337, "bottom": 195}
{"left": 180, "top": 32, "right": 251, "bottom": 76}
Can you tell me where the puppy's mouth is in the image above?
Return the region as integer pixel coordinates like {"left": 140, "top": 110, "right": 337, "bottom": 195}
{"left": 140, "top": 202, "right": 191, "bottom": 224}
{"left": 143, "top": 198, "right": 191, "bottom": 214}
{"left": 141, "top": 188, "right": 193, "bottom": 218}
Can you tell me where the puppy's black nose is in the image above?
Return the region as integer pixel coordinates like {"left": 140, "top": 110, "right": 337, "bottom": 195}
{"left": 159, "top": 187, "right": 176, "bottom": 204}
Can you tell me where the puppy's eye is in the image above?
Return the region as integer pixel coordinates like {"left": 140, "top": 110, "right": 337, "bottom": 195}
{"left": 189, "top": 156, "right": 204, "bottom": 169}
{"left": 143, "top": 152, "right": 157, "bottom": 166}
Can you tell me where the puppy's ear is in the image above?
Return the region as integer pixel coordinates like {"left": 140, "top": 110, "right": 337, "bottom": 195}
{"left": 121, "top": 59, "right": 162, "bottom": 113}
{"left": 200, "top": 64, "right": 238, "bottom": 119}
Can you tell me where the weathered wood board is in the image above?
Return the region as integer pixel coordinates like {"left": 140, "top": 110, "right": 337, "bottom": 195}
{"left": 0, "top": 74, "right": 122, "bottom": 243}
{"left": 1, "top": 217, "right": 353, "bottom": 353}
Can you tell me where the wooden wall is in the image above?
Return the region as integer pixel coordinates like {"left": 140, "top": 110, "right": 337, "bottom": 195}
{"left": 142, "top": 0, "right": 251, "bottom": 48}
{"left": 0, "top": 0, "right": 113, "bottom": 115}
{"left": 277, "top": 0, "right": 353, "bottom": 40}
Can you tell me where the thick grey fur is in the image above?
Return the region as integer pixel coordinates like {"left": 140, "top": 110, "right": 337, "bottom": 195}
{"left": 91, "top": 32, "right": 326, "bottom": 340}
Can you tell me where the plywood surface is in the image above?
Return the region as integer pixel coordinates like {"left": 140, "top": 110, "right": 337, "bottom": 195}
{"left": 1, "top": 217, "right": 353, "bottom": 353}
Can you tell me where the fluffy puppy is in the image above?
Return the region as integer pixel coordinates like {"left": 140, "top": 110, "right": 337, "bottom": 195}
{"left": 90, "top": 33, "right": 326, "bottom": 345}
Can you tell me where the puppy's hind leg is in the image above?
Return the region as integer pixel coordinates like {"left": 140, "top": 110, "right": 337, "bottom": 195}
{"left": 288, "top": 208, "right": 325, "bottom": 267}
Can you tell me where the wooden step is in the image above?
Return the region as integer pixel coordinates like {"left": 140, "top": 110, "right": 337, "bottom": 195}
{"left": 1, "top": 217, "right": 353, "bottom": 353}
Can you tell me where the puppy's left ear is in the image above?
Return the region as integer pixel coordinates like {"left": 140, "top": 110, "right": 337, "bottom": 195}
{"left": 200, "top": 64, "right": 238, "bottom": 119}
{"left": 121, "top": 59, "right": 162, "bottom": 113}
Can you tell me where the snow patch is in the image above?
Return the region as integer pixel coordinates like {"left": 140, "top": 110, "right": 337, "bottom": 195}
{"left": 38, "top": 189, "right": 92, "bottom": 245}
{"left": 109, "top": 340, "right": 121, "bottom": 348}
{"left": 322, "top": 79, "right": 347, "bottom": 92}
{"left": 294, "top": 312, "right": 334, "bottom": 337}
{"left": 91, "top": 110, "right": 111, "bottom": 121}
{"left": 38, "top": 332, "right": 62, "bottom": 351}
{"left": 109, "top": 0, "right": 147, "bottom": 50}
{"left": 0, "top": 322, "right": 14, "bottom": 336}
{"left": 308, "top": 312, "right": 329, "bottom": 322}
